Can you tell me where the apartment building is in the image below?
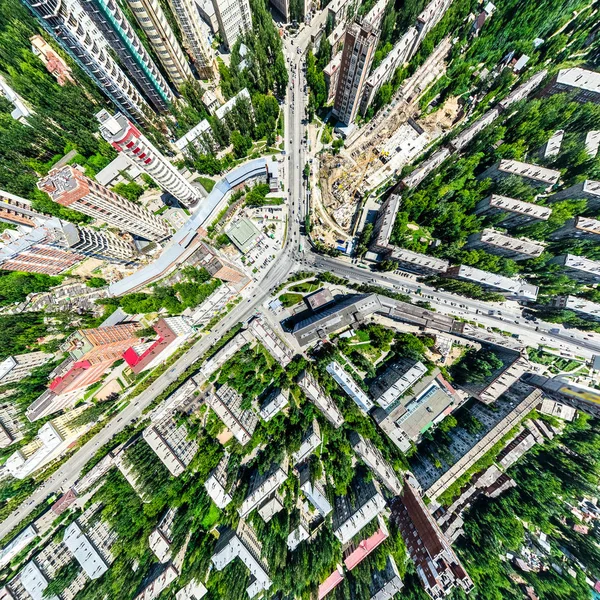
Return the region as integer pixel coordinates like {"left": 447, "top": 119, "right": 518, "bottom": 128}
{"left": 465, "top": 229, "right": 545, "bottom": 260}
{"left": 549, "top": 216, "right": 600, "bottom": 241}
{"left": 207, "top": 385, "right": 258, "bottom": 445}
{"left": 298, "top": 370, "right": 345, "bottom": 428}
{"left": 259, "top": 388, "right": 289, "bottom": 422}
{"left": 373, "top": 366, "right": 462, "bottom": 452}
{"left": 0, "top": 352, "right": 53, "bottom": 386}
{"left": 349, "top": 431, "right": 402, "bottom": 495}
{"left": 22, "top": 0, "right": 152, "bottom": 125}
{"left": 389, "top": 248, "right": 449, "bottom": 275}
{"left": 343, "top": 514, "right": 389, "bottom": 571}
{"left": 63, "top": 517, "right": 112, "bottom": 580}
{"left": 324, "top": 53, "right": 343, "bottom": 104}
{"left": 333, "top": 22, "right": 378, "bottom": 126}
{"left": 497, "top": 69, "right": 548, "bottom": 110}
{"left": 238, "top": 458, "right": 289, "bottom": 518}
{"left": 540, "top": 67, "right": 600, "bottom": 104}
{"left": 332, "top": 476, "right": 386, "bottom": 544}
{"left": 553, "top": 295, "right": 600, "bottom": 321}
{"left": 445, "top": 265, "right": 539, "bottom": 302}
{"left": 370, "top": 194, "right": 401, "bottom": 253}
{"left": 326, "top": 361, "right": 374, "bottom": 413}
{"left": 199, "top": 329, "right": 254, "bottom": 378}
{"left": 134, "top": 564, "right": 179, "bottom": 600}
{"left": 0, "top": 403, "right": 24, "bottom": 449}
{"left": 211, "top": 521, "right": 272, "bottom": 599}
{"left": 392, "top": 481, "right": 474, "bottom": 598}
{"left": 474, "top": 194, "right": 551, "bottom": 228}
{"left": 585, "top": 130, "right": 600, "bottom": 158}
{"left": 549, "top": 254, "right": 600, "bottom": 284}
{"left": 38, "top": 166, "right": 170, "bottom": 241}
{"left": 401, "top": 148, "right": 450, "bottom": 189}
{"left": 149, "top": 508, "right": 177, "bottom": 562}
{"left": 0, "top": 190, "right": 49, "bottom": 228}
{"left": 299, "top": 463, "right": 333, "bottom": 517}
{"left": 479, "top": 159, "right": 560, "bottom": 190}
{"left": 97, "top": 110, "right": 202, "bottom": 207}
{"left": 369, "top": 555, "right": 404, "bottom": 600}
{"left": 212, "top": 0, "right": 252, "bottom": 50}
{"left": 143, "top": 414, "right": 198, "bottom": 477}
{"left": 549, "top": 179, "right": 600, "bottom": 209}
{"left": 292, "top": 419, "right": 321, "bottom": 464}
{"left": 248, "top": 316, "right": 294, "bottom": 366}
{"left": 293, "top": 293, "right": 382, "bottom": 346}
{"left": 450, "top": 109, "right": 500, "bottom": 152}
{"left": 205, "top": 453, "right": 236, "bottom": 508}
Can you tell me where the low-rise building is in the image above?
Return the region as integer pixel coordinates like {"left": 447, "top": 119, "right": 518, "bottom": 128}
{"left": 176, "top": 579, "right": 207, "bottom": 600}
{"left": 299, "top": 463, "right": 332, "bottom": 517}
{"left": 549, "top": 254, "right": 600, "bottom": 284}
{"left": 293, "top": 294, "right": 382, "bottom": 347}
{"left": 332, "top": 476, "right": 386, "bottom": 544}
{"left": 205, "top": 453, "right": 235, "bottom": 508}
{"left": 497, "top": 428, "right": 536, "bottom": 469}
{"left": 392, "top": 481, "right": 474, "bottom": 599}
{"left": 540, "top": 67, "right": 600, "bottom": 104}
{"left": 226, "top": 218, "right": 263, "bottom": 253}
{"left": 372, "top": 365, "right": 462, "bottom": 452}
{"left": 292, "top": 419, "right": 321, "bottom": 464}
{"left": 238, "top": 458, "right": 289, "bottom": 518}
{"left": 211, "top": 521, "right": 272, "bottom": 599}
{"left": 389, "top": 248, "right": 449, "bottom": 275}
{"left": 0, "top": 526, "right": 38, "bottom": 569}
{"left": 479, "top": 159, "right": 560, "bottom": 190}
{"left": 134, "top": 564, "right": 179, "bottom": 600}
{"left": 549, "top": 216, "right": 600, "bottom": 241}
{"left": 349, "top": 432, "right": 402, "bottom": 495}
{"left": 474, "top": 194, "right": 551, "bottom": 228}
{"left": 259, "top": 387, "right": 289, "bottom": 421}
{"left": 149, "top": 508, "right": 177, "bottom": 563}
{"left": 343, "top": 514, "right": 389, "bottom": 570}
{"left": 318, "top": 565, "right": 345, "bottom": 600}
{"left": 298, "top": 370, "right": 344, "bottom": 428}
{"left": 326, "top": 361, "right": 374, "bottom": 413}
{"left": 200, "top": 330, "right": 254, "bottom": 377}
{"left": 445, "top": 265, "right": 539, "bottom": 302}
{"left": 370, "top": 359, "right": 428, "bottom": 411}
{"left": 248, "top": 316, "right": 294, "bottom": 366}
{"left": 369, "top": 555, "right": 404, "bottom": 600}
{"left": 553, "top": 295, "right": 600, "bottom": 321}
{"left": 549, "top": 179, "right": 600, "bottom": 209}
{"left": 466, "top": 229, "right": 545, "bottom": 260}
{"left": 538, "top": 398, "right": 576, "bottom": 421}
{"left": 143, "top": 414, "right": 198, "bottom": 477}
{"left": 207, "top": 384, "right": 258, "bottom": 445}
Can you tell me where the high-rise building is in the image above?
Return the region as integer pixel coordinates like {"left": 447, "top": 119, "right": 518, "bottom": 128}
{"left": 333, "top": 22, "right": 378, "bottom": 126}
{"left": 79, "top": 0, "right": 175, "bottom": 111}
{"left": 38, "top": 165, "right": 171, "bottom": 241}
{"left": 211, "top": 0, "right": 252, "bottom": 50}
{"left": 125, "top": 0, "right": 194, "bottom": 89}
{"left": 96, "top": 110, "right": 202, "bottom": 207}
{"left": 21, "top": 0, "right": 153, "bottom": 125}
{"left": 168, "top": 0, "right": 216, "bottom": 78}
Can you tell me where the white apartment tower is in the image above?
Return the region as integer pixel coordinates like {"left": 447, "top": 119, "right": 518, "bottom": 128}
{"left": 168, "top": 0, "right": 216, "bottom": 78}
{"left": 22, "top": 0, "right": 152, "bottom": 125}
{"left": 38, "top": 166, "right": 171, "bottom": 241}
{"left": 212, "top": 0, "right": 253, "bottom": 50}
{"left": 126, "top": 0, "right": 195, "bottom": 89}
{"left": 96, "top": 109, "right": 202, "bottom": 207}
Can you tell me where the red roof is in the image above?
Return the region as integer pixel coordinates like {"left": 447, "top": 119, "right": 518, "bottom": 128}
{"left": 343, "top": 526, "right": 389, "bottom": 570}
{"left": 318, "top": 566, "right": 344, "bottom": 599}
{"left": 51, "top": 489, "right": 77, "bottom": 515}
{"left": 49, "top": 360, "right": 91, "bottom": 392}
{"left": 122, "top": 319, "right": 177, "bottom": 374}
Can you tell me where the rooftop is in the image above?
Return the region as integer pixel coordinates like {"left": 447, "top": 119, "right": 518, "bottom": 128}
{"left": 555, "top": 67, "right": 600, "bottom": 93}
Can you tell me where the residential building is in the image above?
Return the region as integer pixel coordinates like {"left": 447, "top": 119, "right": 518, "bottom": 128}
{"left": 497, "top": 68, "right": 547, "bottom": 110}
{"left": 299, "top": 463, "right": 333, "bottom": 517}
{"left": 445, "top": 265, "right": 539, "bottom": 302}
{"left": 538, "top": 398, "right": 576, "bottom": 421}
{"left": 363, "top": 0, "right": 387, "bottom": 28}
{"left": 369, "top": 555, "right": 404, "bottom": 600}
{"left": 549, "top": 179, "right": 600, "bottom": 209}
{"left": 134, "top": 564, "right": 179, "bottom": 600}
{"left": 149, "top": 508, "right": 177, "bottom": 562}
{"left": 185, "top": 284, "right": 236, "bottom": 326}
{"left": 269, "top": 0, "right": 288, "bottom": 19}
{"left": 540, "top": 129, "right": 564, "bottom": 159}
{"left": 211, "top": 0, "right": 252, "bottom": 50}
{"left": 205, "top": 453, "right": 235, "bottom": 508}
{"left": 292, "top": 420, "right": 321, "bottom": 464}
{"left": 586, "top": 130, "right": 600, "bottom": 158}
{"left": 199, "top": 330, "right": 254, "bottom": 377}
{"left": 0, "top": 74, "right": 32, "bottom": 124}
{"left": 30, "top": 35, "right": 75, "bottom": 86}
{"left": 343, "top": 514, "right": 389, "bottom": 570}
{"left": 450, "top": 109, "right": 500, "bottom": 152}
{"left": 370, "top": 194, "right": 401, "bottom": 253}
{"left": 0, "top": 190, "right": 48, "bottom": 228}
{"left": 0, "top": 403, "right": 23, "bottom": 449}
{"left": 38, "top": 166, "right": 171, "bottom": 241}
{"left": 238, "top": 458, "right": 289, "bottom": 518}
{"left": 549, "top": 216, "right": 600, "bottom": 241}
{"left": 207, "top": 385, "right": 258, "bottom": 445}
{"left": 553, "top": 295, "right": 600, "bottom": 321}
{"left": 125, "top": 0, "right": 193, "bottom": 88}
{"left": 193, "top": 243, "right": 247, "bottom": 284}
{"left": 479, "top": 159, "right": 560, "bottom": 190}
{"left": 474, "top": 194, "right": 551, "bottom": 228}
{"left": 332, "top": 476, "right": 386, "bottom": 544}
{"left": 373, "top": 367, "right": 462, "bottom": 452}
{"left": 305, "top": 288, "right": 334, "bottom": 311}
{"left": 401, "top": 148, "right": 450, "bottom": 189}
{"left": 540, "top": 67, "right": 600, "bottom": 104}
{"left": 0, "top": 352, "right": 53, "bottom": 386}
{"left": 176, "top": 580, "right": 208, "bottom": 600}
{"left": 259, "top": 388, "right": 289, "bottom": 421}
{"left": 349, "top": 431, "right": 402, "bottom": 495}
{"left": 168, "top": 0, "right": 216, "bottom": 78}
{"left": 248, "top": 316, "right": 294, "bottom": 366}
{"left": 496, "top": 428, "right": 536, "bottom": 470}
{"left": 293, "top": 293, "right": 382, "bottom": 346}
{"left": 0, "top": 526, "right": 38, "bottom": 569}
{"left": 414, "top": 0, "right": 455, "bottom": 47}
{"left": 392, "top": 481, "right": 474, "bottom": 598}
{"left": 389, "top": 248, "right": 449, "bottom": 275}
{"left": 124, "top": 317, "right": 194, "bottom": 375}
{"left": 79, "top": 0, "right": 175, "bottom": 111}
{"left": 326, "top": 361, "right": 374, "bottom": 413}
{"left": 333, "top": 22, "right": 378, "bottom": 126}
{"left": 318, "top": 565, "right": 345, "bottom": 600}
{"left": 324, "top": 53, "right": 343, "bottom": 104}
{"left": 63, "top": 520, "right": 110, "bottom": 579}
{"left": 465, "top": 229, "right": 545, "bottom": 260}
{"left": 143, "top": 414, "right": 198, "bottom": 477}
{"left": 298, "top": 370, "right": 344, "bottom": 428}
{"left": 97, "top": 110, "right": 202, "bottom": 207}
{"left": 549, "top": 254, "right": 600, "bottom": 284}
{"left": 211, "top": 521, "right": 272, "bottom": 599}
{"left": 22, "top": 0, "right": 152, "bottom": 125}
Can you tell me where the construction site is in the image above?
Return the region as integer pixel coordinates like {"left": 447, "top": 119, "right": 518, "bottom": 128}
{"left": 314, "top": 37, "right": 460, "bottom": 248}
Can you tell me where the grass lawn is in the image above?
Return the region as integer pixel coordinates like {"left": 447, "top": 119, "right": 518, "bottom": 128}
{"left": 279, "top": 293, "right": 303, "bottom": 307}
{"left": 197, "top": 176, "right": 216, "bottom": 192}
{"left": 201, "top": 503, "right": 221, "bottom": 528}
{"left": 289, "top": 280, "right": 320, "bottom": 293}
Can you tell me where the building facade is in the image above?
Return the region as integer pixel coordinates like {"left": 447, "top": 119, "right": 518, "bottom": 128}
{"left": 211, "top": 0, "right": 252, "bottom": 50}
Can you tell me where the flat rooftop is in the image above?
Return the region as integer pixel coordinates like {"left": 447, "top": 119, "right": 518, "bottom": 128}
{"left": 450, "top": 265, "right": 538, "bottom": 300}
{"left": 496, "top": 160, "right": 560, "bottom": 184}
{"left": 226, "top": 218, "right": 262, "bottom": 253}
{"left": 555, "top": 67, "right": 600, "bottom": 94}
{"left": 477, "top": 194, "right": 551, "bottom": 220}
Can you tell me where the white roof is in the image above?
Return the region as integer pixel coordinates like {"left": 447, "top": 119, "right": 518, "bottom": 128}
{"left": 556, "top": 67, "right": 600, "bottom": 94}
{"left": 585, "top": 131, "right": 600, "bottom": 158}
{"left": 454, "top": 265, "right": 538, "bottom": 300}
